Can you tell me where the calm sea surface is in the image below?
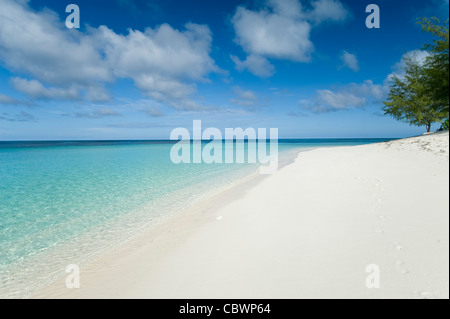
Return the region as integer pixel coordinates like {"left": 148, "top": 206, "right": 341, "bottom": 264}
{"left": 0, "top": 138, "right": 392, "bottom": 297}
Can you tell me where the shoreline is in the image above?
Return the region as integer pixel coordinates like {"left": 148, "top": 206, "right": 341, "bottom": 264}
{"left": 34, "top": 133, "right": 449, "bottom": 298}
{"left": 29, "top": 147, "right": 300, "bottom": 298}
{"left": 0, "top": 145, "right": 301, "bottom": 299}
{"left": 31, "top": 155, "right": 281, "bottom": 298}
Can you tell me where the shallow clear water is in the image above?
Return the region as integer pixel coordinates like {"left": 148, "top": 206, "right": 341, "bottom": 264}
{"left": 0, "top": 138, "right": 392, "bottom": 297}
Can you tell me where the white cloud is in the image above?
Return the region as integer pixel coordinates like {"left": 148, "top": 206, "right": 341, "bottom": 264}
{"left": 348, "top": 80, "right": 389, "bottom": 102}
{"left": 0, "top": 0, "right": 218, "bottom": 109}
{"left": 309, "top": 0, "right": 349, "bottom": 24}
{"left": 98, "top": 22, "right": 219, "bottom": 110}
{"left": 231, "top": 0, "right": 350, "bottom": 77}
{"left": 301, "top": 80, "right": 389, "bottom": 113}
{"left": 0, "top": 94, "right": 18, "bottom": 104}
{"left": 387, "top": 50, "right": 430, "bottom": 81}
{"left": 132, "top": 74, "right": 200, "bottom": 110}
{"left": 230, "top": 54, "right": 275, "bottom": 78}
{"left": 232, "top": 3, "right": 313, "bottom": 62}
{"left": 267, "top": 0, "right": 304, "bottom": 18}
{"left": 340, "top": 50, "right": 359, "bottom": 72}
{"left": 85, "top": 86, "right": 112, "bottom": 103}
{"left": 143, "top": 107, "right": 164, "bottom": 117}
{"left": 0, "top": 1, "right": 111, "bottom": 87}
{"left": 95, "top": 23, "right": 216, "bottom": 81}
{"left": 230, "top": 99, "right": 256, "bottom": 108}
{"left": 230, "top": 86, "right": 258, "bottom": 107}
{"left": 10, "top": 77, "right": 80, "bottom": 100}
{"left": 303, "top": 90, "right": 366, "bottom": 113}
{"left": 235, "top": 87, "right": 257, "bottom": 101}
{"left": 300, "top": 49, "right": 431, "bottom": 114}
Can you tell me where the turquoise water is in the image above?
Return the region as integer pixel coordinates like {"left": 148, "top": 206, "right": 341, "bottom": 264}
{"left": 0, "top": 139, "right": 392, "bottom": 297}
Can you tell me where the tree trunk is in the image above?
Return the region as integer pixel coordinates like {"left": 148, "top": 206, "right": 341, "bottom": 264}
{"left": 426, "top": 123, "right": 431, "bottom": 132}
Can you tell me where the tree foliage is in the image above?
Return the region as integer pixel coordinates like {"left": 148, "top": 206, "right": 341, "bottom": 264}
{"left": 383, "top": 56, "right": 446, "bottom": 132}
{"left": 383, "top": 18, "right": 449, "bottom": 132}
{"left": 419, "top": 18, "right": 449, "bottom": 114}
{"left": 439, "top": 118, "right": 449, "bottom": 131}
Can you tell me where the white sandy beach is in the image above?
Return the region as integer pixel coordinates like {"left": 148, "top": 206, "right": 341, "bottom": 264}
{"left": 35, "top": 132, "right": 449, "bottom": 299}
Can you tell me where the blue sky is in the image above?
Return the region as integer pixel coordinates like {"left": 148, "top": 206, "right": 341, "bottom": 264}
{"left": 0, "top": 0, "right": 448, "bottom": 140}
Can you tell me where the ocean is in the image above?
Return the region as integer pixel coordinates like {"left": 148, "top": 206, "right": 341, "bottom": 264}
{"left": 0, "top": 138, "right": 392, "bottom": 297}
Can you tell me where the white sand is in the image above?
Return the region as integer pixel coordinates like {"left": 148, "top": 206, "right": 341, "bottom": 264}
{"left": 35, "top": 132, "right": 449, "bottom": 299}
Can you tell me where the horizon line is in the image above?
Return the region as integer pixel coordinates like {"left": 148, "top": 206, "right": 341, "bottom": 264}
{"left": 0, "top": 137, "right": 400, "bottom": 143}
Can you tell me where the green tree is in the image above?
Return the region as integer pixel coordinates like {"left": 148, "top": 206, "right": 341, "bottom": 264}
{"left": 419, "top": 18, "right": 449, "bottom": 114}
{"left": 383, "top": 56, "right": 446, "bottom": 132}
{"left": 438, "top": 118, "right": 449, "bottom": 131}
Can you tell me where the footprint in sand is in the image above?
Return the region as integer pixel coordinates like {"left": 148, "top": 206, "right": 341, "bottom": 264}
{"left": 395, "top": 261, "right": 409, "bottom": 275}
{"left": 374, "top": 180, "right": 386, "bottom": 192}
{"left": 393, "top": 242, "right": 404, "bottom": 251}
{"left": 375, "top": 228, "right": 385, "bottom": 234}
{"left": 379, "top": 215, "right": 387, "bottom": 222}
{"left": 216, "top": 216, "right": 223, "bottom": 221}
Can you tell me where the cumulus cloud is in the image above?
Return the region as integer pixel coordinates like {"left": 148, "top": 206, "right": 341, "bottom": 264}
{"left": 0, "top": 94, "right": 19, "bottom": 105}
{"left": 95, "top": 23, "right": 216, "bottom": 81}
{"left": 267, "top": 0, "right": 304, "bottom": 18}
{"left": 301, "top": 80, "right": 389, "bottom": 113}
{"left": 0, "top": 0, "right": 218, "bottom": 109}
{"left": 230, "top": 86, "right": 258, "bottom": 107}
{"left": 348, "top": 80, "right": 388, "bottom": 102}
{"left": 93, "top": 22, "right": 218, "bottom": 109}
{"left": 309, "top": 0, "right": 349, "bottom": 24}
{"left": 340, "top": 50, "right": 359, "bottom": 72}
{"left": 230, "top": 55, "right": 275, "bottom": 78}
{"left": 235, "top": 87, "right": 257, "bottom": 101}
{"left": 387, "top": 50, "right": 430, "bottom": 81}
{"left": 231, "top": 0, "right": 350, "bottom": 77}
{"left": 86, "top": 87, "right": 112, "bottom": 103}
{"left": 300, "top": 50, "right": 423, "bottom": 114}
{"left": 302, "top": 90, "right": 366, "bottom": 113}
{"left": 10, "top": 77, "right": 80, "bottom": 100}
{"left": 0, "top": 1, "right": 111, "bottom": 94}
{"left": 232, "top": 4, "right": 313, "bottom": 62}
